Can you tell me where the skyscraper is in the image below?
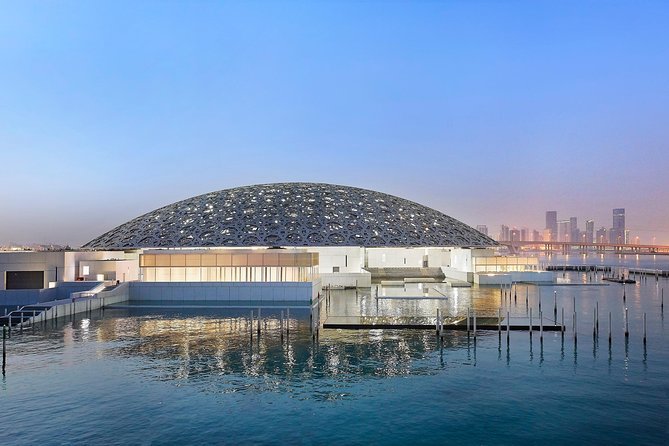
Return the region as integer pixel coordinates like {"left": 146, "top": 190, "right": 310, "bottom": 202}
{"left": 558, "top": 220, "right": 570, "bottom": 242}
{"left": 499, "top": 225, "right": 510, "bottom": 241}
{"left": 476, "top": 225, "right": 488, "bottom": 236}
{"left": 611, "top": 208, "right": 625, "bottom": 244}
{"left": 570, "top": 217, "right": 580, "bottom": 243}
{"left": 596, "top": 227, "right": 608, "bottom": 243}
{"left": 546, "top": 211, "right": 558, "bottom": 242}
{"left": 585, "top": 219, "right": 594, "bottom": 243}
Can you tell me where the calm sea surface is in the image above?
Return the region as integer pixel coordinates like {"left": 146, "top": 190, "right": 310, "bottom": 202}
{"left": 1, "top": 255, "right": 668, "bottom": 445}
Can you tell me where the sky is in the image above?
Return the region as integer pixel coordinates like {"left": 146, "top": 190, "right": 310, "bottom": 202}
{"left": 1, "top": 1, "right": 668, "bottom": 246}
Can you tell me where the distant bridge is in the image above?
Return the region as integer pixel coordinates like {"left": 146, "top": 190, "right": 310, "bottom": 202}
{"left": 501, "top": 241, "right": 669, "bottom": 255}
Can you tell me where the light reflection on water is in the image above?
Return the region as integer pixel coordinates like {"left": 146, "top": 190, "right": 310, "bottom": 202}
{"left": 1, "top": 270, "right": 668, "bottom": 445}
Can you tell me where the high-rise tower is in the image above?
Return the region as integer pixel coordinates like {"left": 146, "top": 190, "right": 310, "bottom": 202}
{"left": 611, "top": 208, "right": 625, "bottom": 244}
{"left": 570, "top": 217, "right": 579, "bottom": 243}
{"left": 585, "top": 219, "right": 594, "bottom": 243}
{"left": 545, "top": 211, "right": 558, "bottom": 242}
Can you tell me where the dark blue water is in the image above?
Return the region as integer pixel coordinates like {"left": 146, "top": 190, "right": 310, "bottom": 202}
{"left": 1, "top": 261, "right": 668, "bottom": 444}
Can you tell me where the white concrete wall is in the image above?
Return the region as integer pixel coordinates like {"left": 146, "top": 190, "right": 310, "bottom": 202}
{"left": 314, "top": 247, "right": 370, "bottom": 288}
{"left": 79, "top": 259, "right": 139, "bottom": 282}
{"left": 66, "top": 251, "right": 139, "bottom": 282}
{"left": 129, "top": 280, "right": 320, "bottom": 303}
{"left": 314, "top": 247, "right": 364, "bottom": 273}
{"left": 64, "top": 251, "right": 111, "bottom": 281}
{"left": 449, "top": 248, "right": 473, "bottom": 273}
{"left": 440, "top": 267, "right": 471, "bottom": 282}
{"left": 366, "top": 247, "right": 427, "bottom": 268}
{"left": 0, "top": 251, "right": 66, "bottom": 289}
{"left": 366, "top": 247, "right": 455, "bottom": 269}
{"left": 427, "top": 248, "right": 451, "bottom": 268}
{"left": 0, "top": 251, "right": 138, "bottom": 289}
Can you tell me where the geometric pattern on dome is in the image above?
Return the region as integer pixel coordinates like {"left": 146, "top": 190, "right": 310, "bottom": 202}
{"left": 83, "top": 183, "right": 497, "bottom": 249}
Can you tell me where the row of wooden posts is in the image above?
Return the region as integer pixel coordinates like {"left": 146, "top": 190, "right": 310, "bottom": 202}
{"left": 248, "top": 308, "right": 299, "bottom": 342}
{"left": 436, "top": 291, "right": 658, "bottom": 345}
{"left": 247, "top": 305, "right": 321, "bottom": 343}
{"left": 499, "top": 282, "right": 664, "bottom": 308}
{"left": 499, "top": 283, "right": 663, "bottom": 335}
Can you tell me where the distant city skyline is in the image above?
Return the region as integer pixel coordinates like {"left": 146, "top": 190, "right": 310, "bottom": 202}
{"left": 1, "top": 2, "right": 668, "bottom": 246}
{"left": 490, "top": 207, "right": 666, "bottom": 245}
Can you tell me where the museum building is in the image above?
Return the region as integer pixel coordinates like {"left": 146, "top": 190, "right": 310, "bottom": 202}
{"left": 0, "top": 183, "right": 549, "bottom": 304}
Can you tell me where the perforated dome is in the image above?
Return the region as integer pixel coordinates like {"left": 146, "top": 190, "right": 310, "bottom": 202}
{"left": 83, "top": 183, "right": 496, "bottom": 249}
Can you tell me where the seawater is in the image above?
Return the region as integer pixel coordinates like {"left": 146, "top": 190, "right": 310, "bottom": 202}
{"left": 1, "top": 259, "right": 668, "bottom": 445}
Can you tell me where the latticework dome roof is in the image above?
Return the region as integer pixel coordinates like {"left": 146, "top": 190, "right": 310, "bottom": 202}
{"left": 83, "top": 183, "right": 496, "bottom": 249}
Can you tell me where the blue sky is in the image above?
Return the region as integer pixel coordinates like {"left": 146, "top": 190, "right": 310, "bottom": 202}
{"left": 1, "top": 1, "right": 668, "bottom": 245}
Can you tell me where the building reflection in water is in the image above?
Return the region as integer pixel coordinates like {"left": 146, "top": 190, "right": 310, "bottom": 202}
{"left": 81, "top": 284, "right": 533, "bottom": 389}
{"left": 90, "top": 307, "right": 477, "bottom": 391}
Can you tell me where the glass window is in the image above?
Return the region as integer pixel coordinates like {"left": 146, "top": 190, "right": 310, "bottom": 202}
{"left": 185, "top": 254, "right": 201, "bottom": 267}
{"left": 143, "top": 268, "right": 156, "bottom": 282}
{"left": 155, "top": 255, "right": 170, "bottom": 267}
{"left": 201, "top": 254, "right": 216, "bottom": 267}
{"left": 185, "top": 267, "right": 200, "bottom": 282}
{"left": 155, "top": 267, "right": 171, "bottom": 281}
{"left": 216, "top": 254, "right": 232, "bottom": 266}
{"left": 231, "top": 254, "right": 246, "bottom": 267}
{"left": 171, "top": 268, "right": 186, "bottom": 281}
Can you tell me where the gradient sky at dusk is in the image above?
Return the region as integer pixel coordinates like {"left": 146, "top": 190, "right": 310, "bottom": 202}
{"left": 1, "top": 1, "right": 668, "bottom": 246}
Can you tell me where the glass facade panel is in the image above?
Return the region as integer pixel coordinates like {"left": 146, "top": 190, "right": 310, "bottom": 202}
{"left": 185, "top": 267, "right": 200, "bottom": 281}
{"left": 171, "top": 268, "right": 185, "bottom": 281}
{"left": 279, "top": 253, "right": 295, "bottom": 266}
{"left": 140, "top": 265, "right": 319, "bottom": 282}
{"left": 144, "top": 268, "right": 156, "bottom": 281}
{"left": 216, "top": 254, "right": 232, "bottom": 266}
{"left": 248, "top": 254, "right": 263, "bottom": 266}
{"left": 472, "top": 256, "right": 539, "bottom": 273}
{"left": 185, "top": 255, "right": 201, "bottom": 267}
{"left": 155, "top": 267, "right": 171, "bottom": 281}
{"left": 201, "top": 254, "right": 216, "bottom": 267}
{"left": 155, "top": 255, "right": 170, "bottom": 267}
{"left": 139, "top": 250, "right": 319, "bottom": 283}
{"left": 263, "top": 253, "right": 278, "bottom": 266}
{"left": 232, "top": 254, "right": 247, "bottom": 266}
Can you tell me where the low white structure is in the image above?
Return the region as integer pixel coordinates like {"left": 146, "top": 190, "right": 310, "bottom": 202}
{"left": 315, "top": 246, "right": 370, "bottom": 288}
{"left": 453, "top": 248, "right": 553, "bottom": 285}
{"left": 312, "top": 246, "right": 550, "bottom": 287}
{"left": 0, "top": 250, "right": 139, "bottom": 290}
